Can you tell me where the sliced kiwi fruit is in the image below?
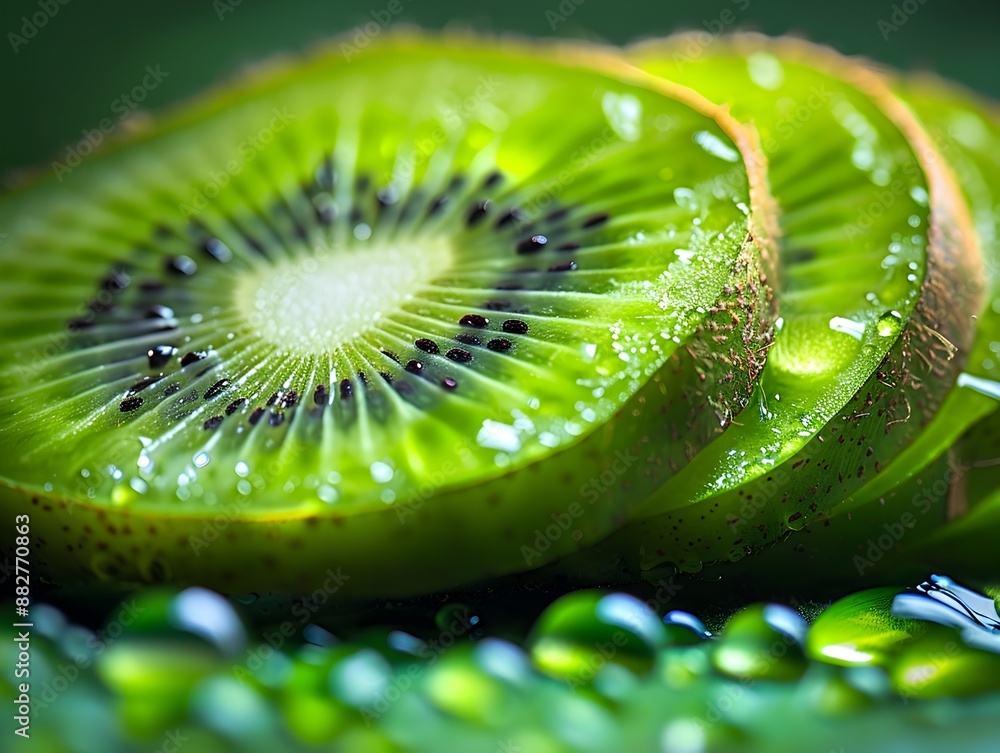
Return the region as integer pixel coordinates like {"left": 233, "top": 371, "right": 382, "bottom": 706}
{"left": 0, "top": 34, "right": 776, "bottom": 596}
{"left": 565, "top": 34, "right": 981, "bottom": 577}
{"left": 683, "top": 66, "right": 1000, "bottom": 593}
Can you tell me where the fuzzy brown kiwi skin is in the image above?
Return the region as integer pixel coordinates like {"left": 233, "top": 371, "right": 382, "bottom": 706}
{"left": 0, "top": 34, "right": 778, "bottom": 599}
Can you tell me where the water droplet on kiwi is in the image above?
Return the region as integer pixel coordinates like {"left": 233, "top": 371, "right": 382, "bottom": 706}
{"left": 877, "top": 310, "right": 903, "bottom": 337}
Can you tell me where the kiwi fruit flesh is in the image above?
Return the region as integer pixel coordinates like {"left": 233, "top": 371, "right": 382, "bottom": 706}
{"left": 681, "top": 66, "right": 1000, "bottom": 593}
{"left": 563, "top": 34, "right": 981, "bottom": 577}
{"left": 0, "top": 34, "right": 775, "bottom": 597}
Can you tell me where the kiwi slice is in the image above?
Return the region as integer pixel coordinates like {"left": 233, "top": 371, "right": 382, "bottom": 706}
{"left": 582, "top": 34, "right": 982, "bottom": 575}
{"left": 0, "top": 35, "right": 775, "bottom": 596}
{"left": 837, "top": 73, "right": 1000, "bottom": 511}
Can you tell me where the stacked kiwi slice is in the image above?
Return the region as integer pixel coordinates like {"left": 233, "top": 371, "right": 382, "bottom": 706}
{"left": 0, "top": 37, "right": 777, "bottom": 596}
{"left": 0, "top": 31, "right": 996, "bottom": 603}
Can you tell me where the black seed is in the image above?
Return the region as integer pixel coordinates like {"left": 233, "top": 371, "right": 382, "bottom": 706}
{"left": 204, "top": 379, "right": 230, "bottom": 400}
{"left": 204, "top": 415, "right": 224, "bottom": 431}
{"left": 546, "top": 207, "right": 570, "bottom": 222}
{"left": 164, "top": 382, "right": 181, "bottom": 396}
{"left": 139, "top": 280, "right": 165, "bottom": 292}
{"left": 448, "top": 174, "right": 465, "bottom": 191}
{"left": 548, "top": 260, "right": 578, "bottom": 272}
{"left": 249, "top": 407, "right": 265, "bottom": 425}
{"left": 502, "top": 319, "right": 529, "bottom": 335}
{"left": 405, "top": 359, "right": 424, "bottom": 374}
{"left": 428, "top": 194, "right": 448, "bottom": 216}
{"left": 582, "top": 212, "right": 610, "bottom": 228}
{"left": 102, "top": 269, "right": 131, "bottom": 292}
{"left": 145, "top": 305, "right": 176, "bottom": 320}
{"left": 496, "top": 208, "right": 524, "bottom": 228}
{"left": 379, "top": 372, "right": 394, "bottom": 384}
{"left": 120, "top": 396, "right": 143, "bottom": 412}
{"left": 269, "top": 411, "right": 285, "bottom": 427}
{"left": 280, "top": 390, "right": 299, "bottom": 408}
{"left": 339, "top": 379, "right": 353, "bottom": 399}
{"left": 313, "top": 385, "right": 328, "bottom": 406}
{"left": 357, "top": 371, "right": 369, "bottom": 386}
{"left": 517, "top": 234, "right": 548, "bottom": 254}
{"left": 376, "top": 188, "right": 398, "bottom": 208}
{"left": 147, "top": 345, "right": 176, "bottom": 369}
{"left": 467, "top": 201, "right": 489, "bottom": 227}
{"left": 225, "top": 398, "right": 247, "bottom": 415}
{"left": 381, "top": 350, "right": 401, "bottom": 364}
{"left": 180, "top": 351, "right": 207, "bottom": 368}
{"left": 455, "top": 333, "right": 481, "bottom": 347}
{"left": 483, "top": 171, "right": 503, "bottom": 188}
{"left": 446, "top": 348, "right": 473, "bottom": 363}
{"left": 128, "top": 376, "right": 161, "bottom": 395}
{"left": 442, "top": 377, "right": 458, "bottom": 390}
{"left": 482, "top": 300, "right": 512, "bottom": 311}
{"left": 267, "top": 392, "right": 280, "bottom": 406}
{"left": 202, "top": 238, "right": 233, "bottom": 263}
{"left": 316, "top": 160, "right": 335, "bottom": 190}
{"left": 245, "top": 236, "right": 267, "bottom": 257}
{"left": 460, "top": 313, "right": 490, "bottom": 328}
{"left": 558, "top": 241, "right": 581, "bottom": 252}
{"left": 67, "top": 317, "right": 94, "bottom": 331}
{"left": 314, "top": 203, "right": 336, "bottom": 225}
{"left": 487, "top": 338, "right": 513, "bottom": 352}
{"left": 166, "top": 255, "right": 198, "bottom": 276}
{"left": 495, "top": 282, "right": 523, "bottom": 291}
{"left": 414, "top": 338, "right": 440, "bottom": 354}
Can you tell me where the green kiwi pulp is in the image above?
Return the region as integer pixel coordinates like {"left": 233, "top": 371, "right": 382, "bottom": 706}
{"left": 664, "top": 65, "right": 1000, "bottom": 593}
{"left": 0, "top": 35, "right": 775, "bottom": 596}
{"left": 576, "top": 34, "right": 982, "bottom": 576}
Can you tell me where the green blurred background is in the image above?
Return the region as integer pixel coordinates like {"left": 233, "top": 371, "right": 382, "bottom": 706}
{"left": 1, "top": 0, "right": 997, "bottom": 174}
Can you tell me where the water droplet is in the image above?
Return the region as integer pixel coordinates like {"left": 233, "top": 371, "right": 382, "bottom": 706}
{"left": 713, "top": 604, "right": 807, "bottom": 681}
{"left": 529, "top": 591, "right": 666, "bottom": 683}
{"left": 663, "top": 610, "right": 711, "bottom": 644}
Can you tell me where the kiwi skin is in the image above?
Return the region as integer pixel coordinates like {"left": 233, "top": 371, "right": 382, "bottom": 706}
{"left": 0, "top": 33, "right": 777, "bottom": 599}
